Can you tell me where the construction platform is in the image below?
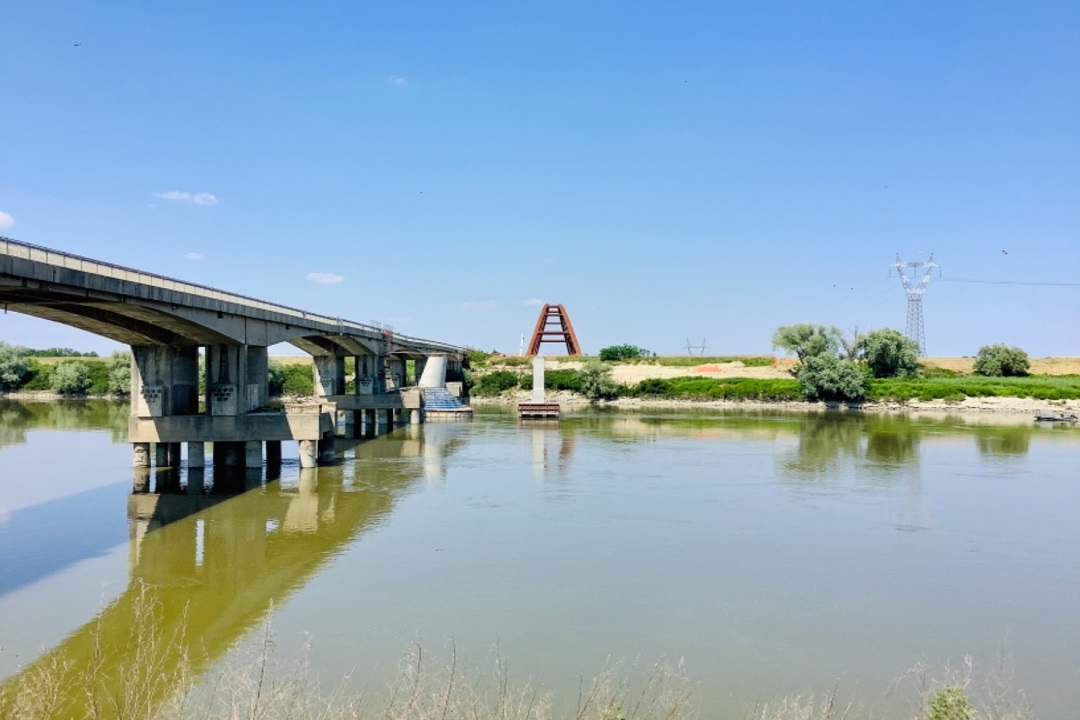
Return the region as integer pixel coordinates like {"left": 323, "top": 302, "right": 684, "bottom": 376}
{"left": 517, "top": 402, "right": 560, "bottom": 419}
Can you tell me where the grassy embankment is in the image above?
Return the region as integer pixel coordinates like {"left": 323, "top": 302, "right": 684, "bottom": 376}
{"left": 469, "top": 354, "right": 1080, "bottom": 403}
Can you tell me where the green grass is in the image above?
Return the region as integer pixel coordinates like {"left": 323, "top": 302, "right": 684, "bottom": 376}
{"left": 631, "top": 377, "right": 802, "bottom": 401}
{"left": 868, "top": 375, "right": 1080, "bottom": 402}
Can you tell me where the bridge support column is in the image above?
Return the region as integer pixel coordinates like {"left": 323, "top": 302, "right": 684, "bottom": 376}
{"left": 266, "top": 441, "right": 282, "bottom": 467}
{"left": 313, "top": 356, "right": 345, "bottom": 397}
{"left": 410, "top": 408, "right": 423, "bottom": 425}
{"left": 206, "top": 344, "right": 269, "bottom": 415}
{"left": 318, "top": 437, "right": 336, "bottom": 464}
{"left": 213, "top": 441, "right": 244, "bottom": 469}
{"left": 188, "top": 442, "right": 205, "bottom": 469}
{"left": 245, "top": 441, "right": 262, "bottom": 469}
{"left": 364, "top": 409, "right": 377, "bottom": 438}
{"left": 298, "top": 440, "right": 317, "bottom": 468}
{"left": 133, "top": 442, "right": 151, "bottom": 468}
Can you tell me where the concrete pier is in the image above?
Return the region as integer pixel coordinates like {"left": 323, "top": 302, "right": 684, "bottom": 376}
{"left": 188, "top": 441, "right": 205, "bottom": 468}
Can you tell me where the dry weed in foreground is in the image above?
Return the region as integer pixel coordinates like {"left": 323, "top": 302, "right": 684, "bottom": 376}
{"left": 0, "top": 583, "right": 1036, "bottom": 720}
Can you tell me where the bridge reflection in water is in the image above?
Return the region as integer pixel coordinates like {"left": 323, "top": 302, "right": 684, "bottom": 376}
{"left": 0, "top": 422, "right": 467, "bottom": 718}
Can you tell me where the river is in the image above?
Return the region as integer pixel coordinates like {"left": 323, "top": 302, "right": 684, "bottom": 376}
{"left": 1, "top": 400, "right": 1078, "bottom": 717}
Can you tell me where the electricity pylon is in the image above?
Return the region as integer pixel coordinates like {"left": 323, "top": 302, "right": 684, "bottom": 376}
{"left": 893, "top": 253, "right": 937, "bottom": 356}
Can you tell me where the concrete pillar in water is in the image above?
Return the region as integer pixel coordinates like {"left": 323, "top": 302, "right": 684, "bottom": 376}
{"left": 313, "top": 355, "right": 346, "bottom": 397}
{"left": 299, "top": 440, "right": 318, "bottom": 468}
{"left": 131, "top": 346, "right": 200, "bottom": 417}
{"left": 410, "top": 408, "right": 423, "bottom": 425}
{"left": 155, "top": 443, "right": 169, "bottom": 467}
{"left": 266, "top": 440, "right": 282, "bottom": 466}
{"left": 188, "top": 441, "right": 205, "bottom": 469}
{"left": 532, "top": 356, "right": 546, "bottom": 403}
{"left": 318, "top": 437, "right": 336, "bottom": 464}
{"left": 133, "top": 442, "right": 151, "bottom": 468}
{"left": 245, "top": 441, "right": 262, "bottom": 469}
{"left": 213, "top": 441, "right": 243, "bottom": 468}
{"left": 206, "top": 343, "right": 269, "bottom": 413}
{"left": 418, "top": 354, "right": 448, "bottom": 388}
{"left": 365, "top": 409, "right": 377, "bottom": 438}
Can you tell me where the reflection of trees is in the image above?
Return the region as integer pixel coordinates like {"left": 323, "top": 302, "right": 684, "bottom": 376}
{"left": 864, "top": 415, "right": 920, "bottom": 465}
{"left": 0, "top": 402, "right": 31, "bottom": 447}
{"left": 783, "top": 414, "right": 864, "bottom": 475}
{"left": 0, "top": 423, "right": 467, "bottom": 718}
{"left": 778, "top": 414, "right": 924, "bottom": 480}
{"left": 975, "top": 426, "right": 1032, "bottom": 456}
{"left": 0, "top": 399, "right": 129, "bottom": 449}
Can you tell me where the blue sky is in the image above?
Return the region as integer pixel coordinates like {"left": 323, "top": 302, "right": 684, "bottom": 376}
{"left": 2, "top": 1, "right": 1077, "bottom": 357}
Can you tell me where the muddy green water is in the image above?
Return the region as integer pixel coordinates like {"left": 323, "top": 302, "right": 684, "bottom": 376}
{"left": 1, "top": 400, "right": 1078, "bottom": 716}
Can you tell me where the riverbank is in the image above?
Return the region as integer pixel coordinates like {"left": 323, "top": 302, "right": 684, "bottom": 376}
{"left": 471, "top": 389, "right": 1080, "bottom": 420}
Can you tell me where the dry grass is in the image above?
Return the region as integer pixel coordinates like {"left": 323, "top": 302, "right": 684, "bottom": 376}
{"left": 922, "top": 357, "right": 1080, "bottom": 376}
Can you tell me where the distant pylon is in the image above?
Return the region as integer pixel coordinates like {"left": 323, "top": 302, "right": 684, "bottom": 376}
{"left": 526, "top": 304, "right": 582, "bottom": 356}
{"left": 893, "top": 253, "right": 937, "bottom": 356}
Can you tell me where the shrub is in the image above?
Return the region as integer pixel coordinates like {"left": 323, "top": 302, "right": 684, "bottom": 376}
{"left": 797, "top": 354, "right": 867, "bottom": 402}
{"left": 107, "top": 351, "right": 132, "bottom": 396}
{"left": 279, "top": 363, "right": 314, "bottom": 396}
{"left": 0, "top": 342, "right": 31, "bottom": 390}
{"left": 973, "top": 343, "right": 1030, "bottom": 377}
{"left": 267, "top": 360, "right": 287, "bottom": 396}
{"left": 598, "top": 344, "right": 652, "bottom": 362}
{"left": 579, "top": 358, "right": 620, "bottom": 400}
{"left": 50, "top": 361, "right": 93, "bottom": 396}
{"left": 471, "top": 370, "right": 522, "bottom": 396}
{"left": 856, "top": 328, "right": 920, "bottom": 378}
{"left": 928, "top": 687, "right": 975, "bottom": 720}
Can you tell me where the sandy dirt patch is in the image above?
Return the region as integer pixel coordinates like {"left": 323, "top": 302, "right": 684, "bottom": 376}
{"left": 545, "top": 359, "right": 794, "bottom": 384}
{"left": 923, "top": 357, "right": 1080, "bottom": 375}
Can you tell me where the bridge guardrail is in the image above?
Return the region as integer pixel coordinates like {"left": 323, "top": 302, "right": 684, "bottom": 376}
{"left": 0, "top": 236, "right": 464, "bottom": 354}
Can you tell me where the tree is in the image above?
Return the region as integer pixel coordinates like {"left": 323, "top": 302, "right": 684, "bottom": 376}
{"left": 267, "top": 360, "right": 287, "bottom": 396}
{"left": 797, "top": 354, "right": 868, "bottom": 402}
{"left": 973, "top": 343, "right": 1030, "bottom": 377}
{"left": 108, "top": 351, "right": 132, "bottom": 396}
{"left": 771, "top": 324, "right": 843, "bottom": 362}
{"left": 0, "top": 342, "right": 30, "bottom": 391}
{"left": 50, "top": 361, "right": 93, "bottom": 396}
{"left": 855, "top": 328, "right": 920, "bottom": 378}
{"left": 598, "top": 344, "right": 652, "bottom": 362}
{"left": 579, "top": 358, "right": 620, "bottom": 400}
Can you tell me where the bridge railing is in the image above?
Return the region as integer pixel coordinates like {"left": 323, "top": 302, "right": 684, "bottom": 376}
{"left": 0, "top": 236, "right": 464, "bottom": 354}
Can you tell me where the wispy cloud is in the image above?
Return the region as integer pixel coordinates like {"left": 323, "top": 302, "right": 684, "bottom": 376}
{"left": 307, "top": 272, "right": 344, "bottom": 284}
{"left": 461, "top": 300, "right": 497, "bottom": 310}
{"left": 388, "top": 75, "right": 408, "bottom": 86}
{"left": 184, "top": 252, "right": 205, "bottom": 261}
{"left": 0, "top": 210, "right": 14, "bottom": 230}
{"left": 155, "top": 191, "right": 218, "bottom": 206}
{"left": 521, "top": 298, "right": 545, "bottom": 306}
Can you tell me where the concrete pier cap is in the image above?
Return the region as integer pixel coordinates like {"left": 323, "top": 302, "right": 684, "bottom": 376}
{"left": 418, "top": 354, "right": 449, "bottom": 389}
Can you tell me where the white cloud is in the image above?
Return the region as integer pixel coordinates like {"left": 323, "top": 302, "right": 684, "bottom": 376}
{"left": 307, "top": 272, "right": 344, "bottom": 284}
{"left": 521, "top": 298, "right": 545, "bottom": 306}
{"left": 388, "top": 75, "right": 408, "bottom": 86}
{"left": 184, "top": 252, "right": 205, "bottom": 261}
{"left": 155, "top": 191, "right": 219, "bottom": 206}
{"left": 461, "top": 300, "right": 497, "bottom": 309}
{"left": 0, "top": 210, "right": 14, "bottom": 230}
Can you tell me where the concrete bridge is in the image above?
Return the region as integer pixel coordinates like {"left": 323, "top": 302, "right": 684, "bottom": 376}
{"left": 0, "top": 236, "right": 469, "bottom": 469}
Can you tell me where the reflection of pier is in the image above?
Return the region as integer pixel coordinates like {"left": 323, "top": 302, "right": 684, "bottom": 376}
{"left": 2, "top": 424, "right": 467, "bottom": 718}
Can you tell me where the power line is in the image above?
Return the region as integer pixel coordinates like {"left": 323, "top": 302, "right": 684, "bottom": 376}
{"left": 940, "top": 278, "right": 1080, "bottom": 287}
